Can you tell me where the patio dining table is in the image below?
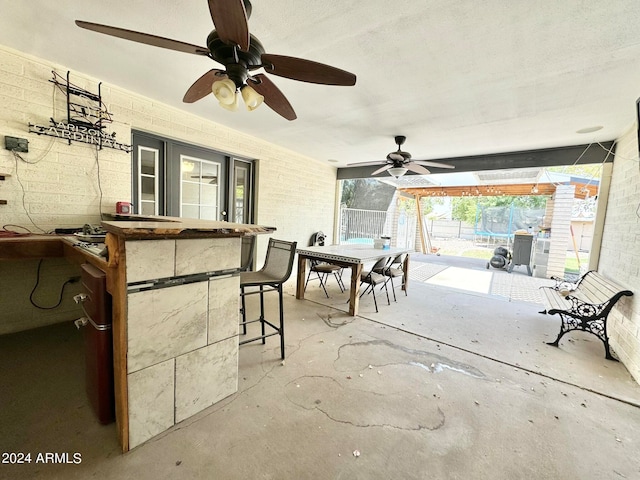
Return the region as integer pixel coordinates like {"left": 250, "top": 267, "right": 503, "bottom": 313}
{"left": 295, "top": 244, "right": 412, "bottom": 316}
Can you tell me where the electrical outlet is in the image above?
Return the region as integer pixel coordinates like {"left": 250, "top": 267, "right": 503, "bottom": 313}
{"left": 5, "top": 136, "right": 29, "bottom": 153}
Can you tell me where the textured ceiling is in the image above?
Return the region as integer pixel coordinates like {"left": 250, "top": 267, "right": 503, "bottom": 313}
{"left": 1, "top": 1, "right": 639, "bottom": 169}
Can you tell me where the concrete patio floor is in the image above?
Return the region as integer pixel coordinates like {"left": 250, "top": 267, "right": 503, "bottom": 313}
{"left": 2, "top": 254, "right": 640, "bottom": 479}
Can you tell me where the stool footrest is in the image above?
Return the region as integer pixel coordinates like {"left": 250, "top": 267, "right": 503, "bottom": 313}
{"left": 239, "top": 331, "right": 280, "bottom": 345}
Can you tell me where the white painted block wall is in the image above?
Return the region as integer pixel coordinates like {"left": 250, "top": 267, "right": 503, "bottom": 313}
{"left": 599, "top": 126, "right": 640, "bottom": 382}
{"left": 0, "top": 45, "right": 337, "bottom": 333}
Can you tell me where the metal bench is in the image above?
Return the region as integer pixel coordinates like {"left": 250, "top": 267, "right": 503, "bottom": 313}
{"left": 540, "top": 270, "right": 633, "bottom": 360}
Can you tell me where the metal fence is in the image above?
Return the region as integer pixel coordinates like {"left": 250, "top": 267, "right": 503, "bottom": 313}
{"left": 340, "top": 208, "right": 387, "bottom": 244}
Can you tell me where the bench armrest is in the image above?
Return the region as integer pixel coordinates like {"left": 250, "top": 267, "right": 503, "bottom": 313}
{"left": 564, "top": 294, "right": 604, "bottom": 318}
{"left": 550, "top": 275, "right": 577, "bottom": 292}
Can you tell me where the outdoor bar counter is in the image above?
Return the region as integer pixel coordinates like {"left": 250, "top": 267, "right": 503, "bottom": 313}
{"left": 98, "top": 217, "right": 275, "bottom": 451}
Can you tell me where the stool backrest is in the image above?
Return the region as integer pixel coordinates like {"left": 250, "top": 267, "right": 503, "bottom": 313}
{"left": 240, "top": 235, "right": 256, "bottom": 272}
{"left": 259, "top": 238, "right": 298, "bottom": 283}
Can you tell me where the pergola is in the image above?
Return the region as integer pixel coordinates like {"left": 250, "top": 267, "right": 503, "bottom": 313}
{"left": 398, "top": 182, "right": 597, "bottom": 199}
{"left": 394, "top": 179, "right": 598, "bottom": 255}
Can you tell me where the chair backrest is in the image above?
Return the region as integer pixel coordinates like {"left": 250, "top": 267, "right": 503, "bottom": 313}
{"left": 259, "top": 238, "right": 298, "bottom": 283}
{"left": 308, "top": 231, "right": 328, "bottom": 267}
{"left": 391, "top": 253, "right": 406, "bottom": 266}
{"left": 240, "top": 235, "right": 256, "bottom": 271}
{"left": 371, "top": 256, "right": 391, "bottom": 271}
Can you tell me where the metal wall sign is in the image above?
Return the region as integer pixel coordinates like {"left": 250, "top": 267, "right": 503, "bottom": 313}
{"left": 28, "top": 71, "right": 132, "bottom": 153}
{"left": 29, "top": 119, "right": 132, "bottom": 153}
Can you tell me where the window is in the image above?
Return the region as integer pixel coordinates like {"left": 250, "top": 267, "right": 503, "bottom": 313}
{"left": 180, "top": 155, "right": 220, "bottom": 220}
{"left": 232, "top": 159, "right": 252, "bottom": 224}
{"left": 138, "top": 146, "right": 159, "bottom": 215}
{"left": 132, "top": 131, "right": 254, "bottom": 223}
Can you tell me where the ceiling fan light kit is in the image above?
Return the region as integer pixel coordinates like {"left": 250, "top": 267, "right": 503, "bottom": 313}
{"left": 219, "top": 93, "right": 240, "bottom": 111}
{"left": 388, "top": 167, "right": 408, "bottom": 178}
{"left": 212, "top": 79, "right": 264, "bottom": 111}
{"left": 212, "top": 79, "right": 237, "bottom": 106}
{"left": 347, "top": 135, "right": 455, "bottom": 177}
{"left": 240, "top": 84, "right": 264, "bottom": 111}
{"left": 75, "top": 0, "right": 356, "bottom": 120}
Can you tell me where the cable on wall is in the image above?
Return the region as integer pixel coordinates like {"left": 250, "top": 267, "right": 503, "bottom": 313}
{"left": 597, "top": 141, "right": 640, "bottom": 163}
{"left": 93, "top": 145, "right": 105, "bottom": 220}
{"left": 12, "top": 152, "right": 47, "bottom": 233}
{"left": 7, "top": 80, "right": 62, "bottom": 233}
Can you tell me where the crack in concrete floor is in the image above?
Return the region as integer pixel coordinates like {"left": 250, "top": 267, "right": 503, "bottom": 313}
{"left": 285, "top": 374, "right": 447, "bottom": 432}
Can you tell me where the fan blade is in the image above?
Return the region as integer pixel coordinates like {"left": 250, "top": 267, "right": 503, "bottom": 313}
{"left": 75, "top": 20, "right": 210, "bottom": 55}
{"left": 183, "top": 69, "right": 228, "bottom": 103}
{"left": 261, "top": 54, "right": 356, "bottom": 86}
{"left": 208, "top": 0, "right": 250, "bottom": 52}
{"left": 371, "top": 164, "right": 393, "bottom": 176}
{"left": 406, "top": 163, "right": 431, "bottom": 175}
{"left": 413, "top": 160, "right": 455, "bottom": 169}
{"left": 247, "top": 74, "right": 297, "bottom": 121}
{"left": 346, "top": 161, "right": 388, "bottom": 167}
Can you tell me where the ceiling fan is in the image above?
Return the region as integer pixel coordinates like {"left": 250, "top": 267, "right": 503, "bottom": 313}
{"left": 350, "top": 136, "right": 456, "bottom": 178}
{"left": 75, "top": 0, "right": 356, "bottom": 121}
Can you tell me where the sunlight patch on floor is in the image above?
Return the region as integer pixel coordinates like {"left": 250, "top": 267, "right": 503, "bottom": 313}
{"left": 425, "top": 266, "right": 493, "bottom": 294}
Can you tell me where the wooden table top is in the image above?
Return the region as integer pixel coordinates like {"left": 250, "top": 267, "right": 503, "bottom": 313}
{"left": 296, "top": 244, "right": 412, "bottom": 264}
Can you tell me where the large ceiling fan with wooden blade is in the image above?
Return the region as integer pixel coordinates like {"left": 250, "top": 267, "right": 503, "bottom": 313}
{"left": 261, "top": 55, "right": 356, "bottom": 86}
{"left": 74, "top": 20, "right": 211, "bottom": 55}
{"left": 247, "top": 74, "right": 297, "bottom": 121}
{"left": 183, "top": 69, "right": 228, "bottom": 103}
{"left": 349, "top": 136, "right": 456, "bottom": 178}
{"left": 76, "top": 0, "right": 356, "bottom": 121}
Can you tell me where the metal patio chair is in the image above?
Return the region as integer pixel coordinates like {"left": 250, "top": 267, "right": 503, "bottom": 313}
{"left": 303, "top": 231, "right": 345, "bottom": 298}
{"left": 375, "top": 253, "right": 408, "bottom": 302}
{"left": 239, "top": 238, "right": 297, "bottom": 359}
{"left": 359, "top": 256, "right": 392, "bottom": 312}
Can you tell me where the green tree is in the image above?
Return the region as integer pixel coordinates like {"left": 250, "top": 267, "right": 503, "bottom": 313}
{"left": 340, "top": 179, "right": 396, "bottom": 210}
{"left": 451, "top": 195, "right": 549, "bottom": 224}
{"left": 340, "top": 179, "right": 356, "bottom": 206}
{"left": 451, "top": 197, "right": 477, "bottom": 223}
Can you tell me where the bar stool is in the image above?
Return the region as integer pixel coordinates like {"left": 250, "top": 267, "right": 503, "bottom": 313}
{"left": 239, "top": 238, "right": 297, "bottom": 359}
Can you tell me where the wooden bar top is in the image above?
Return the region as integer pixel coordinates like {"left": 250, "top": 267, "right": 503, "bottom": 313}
{"left": 100, "top": 215, "right": 276, "bottom": 239}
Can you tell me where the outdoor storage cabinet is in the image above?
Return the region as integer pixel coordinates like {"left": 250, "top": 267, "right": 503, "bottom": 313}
{"left": 509, "top": 234, "right": 534, "bottom": 275}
